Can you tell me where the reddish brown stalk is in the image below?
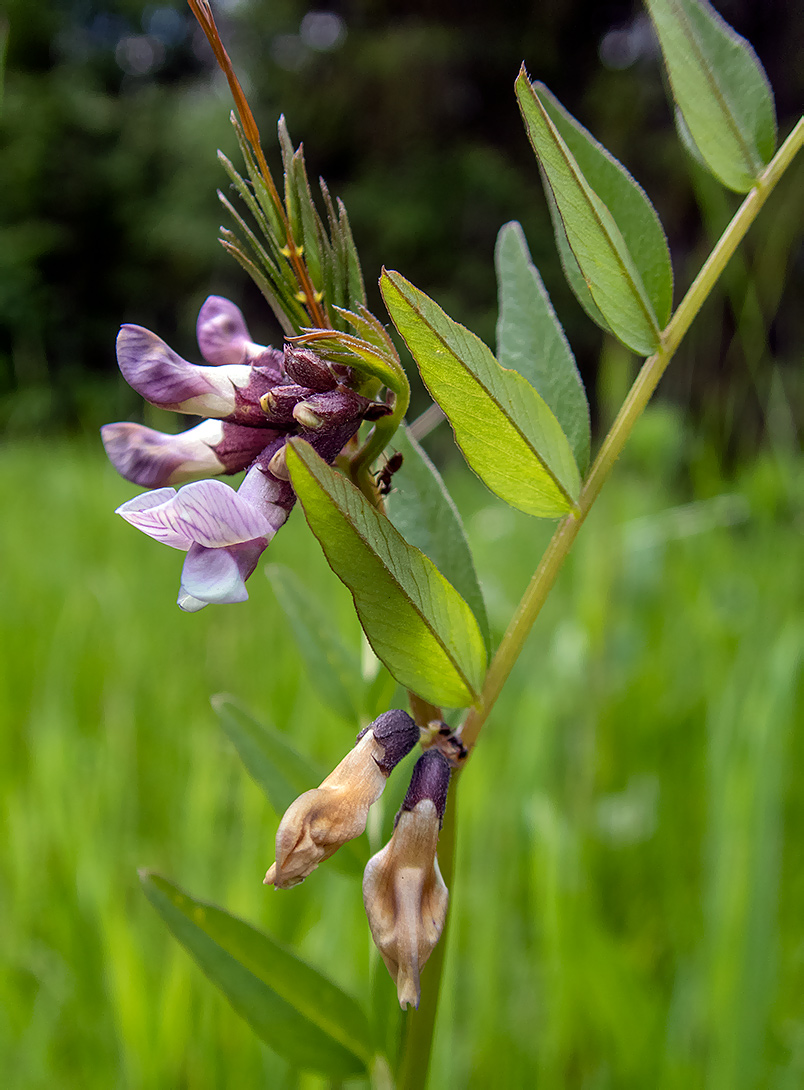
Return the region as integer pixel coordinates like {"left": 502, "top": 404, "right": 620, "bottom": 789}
{"left": 187, "top": 0, "right": 328, "bottom": 329}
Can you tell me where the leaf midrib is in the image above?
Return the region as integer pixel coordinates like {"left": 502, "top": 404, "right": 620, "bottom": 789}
{"left": 661, "top": 0, "right": 761, "bottom": 179}
{"left": 521, "top": 78, "right": 660, "bottom": 343}
{"left": 296, "top": 448, "right": 479, "bottom": 701}
{"left": 390, "top": 276, "right": 577, "bottom": 508}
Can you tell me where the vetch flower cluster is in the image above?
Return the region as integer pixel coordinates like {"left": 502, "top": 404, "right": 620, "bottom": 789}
{"left": 102, "top": 296, "right": 381, "bottom": 610}
{"left": 265, "top": 710, "right": 454, "bottom": 1009}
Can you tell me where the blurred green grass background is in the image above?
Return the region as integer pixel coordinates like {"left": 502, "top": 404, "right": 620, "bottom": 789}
{"left": 1, "top": 414, "right": 801, "bottom": 1088}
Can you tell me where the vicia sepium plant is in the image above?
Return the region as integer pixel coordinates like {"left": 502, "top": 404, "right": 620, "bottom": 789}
{"left": 103, "top": 1, "right": 802, "bottom": 1086}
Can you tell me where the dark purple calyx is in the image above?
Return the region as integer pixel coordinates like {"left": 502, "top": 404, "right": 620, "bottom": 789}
{"left": 261, "top": 384, "right": 316, "bottom": 425}
{"left": 231, "top": 368, "right": 286, "bottom": 426}
{"left": 215, "top": 423, "right": 282, "bottom": 473}
{"left": 399, "top": 750, "right": 451, "bottom": 825}
{"left": 358, "top": 709, "right": 420, "bottom": 775}
{"left": 294, "top": 387, "right": 372, "bottom": 431}
{"left": 249, "top": 349, "right": 285, "bottom": 382}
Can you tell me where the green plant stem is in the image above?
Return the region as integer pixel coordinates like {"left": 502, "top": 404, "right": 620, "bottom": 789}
{"left": 461, "top": 114, "right": 803, "bottom": 752}
{"left": 395, "top": 777, "right": 459, "bottom": 1090}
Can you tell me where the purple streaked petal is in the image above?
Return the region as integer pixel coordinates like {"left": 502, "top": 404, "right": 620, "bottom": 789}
{"left": 116, "top": 488, "right": 191, "bottom": 549}
{"left": 238, "top": 460, "right": 295, "bottom": 529}
{"left": 116, "top": 325, "right": 254, "bottom": 417}
{"left": 117, "top": 325, "right": 210, "bottom": 405}
{"left": 101, "top": 420, "right": 227, "bottom": 487}
{"left": 116, "top": 479, "right": 276, "bottom": 550}
{"left": 178, "top": 538, "right": 267, "bottom": 608}
{"left": 196, "top": 295, "right": 255, "bottom": 365}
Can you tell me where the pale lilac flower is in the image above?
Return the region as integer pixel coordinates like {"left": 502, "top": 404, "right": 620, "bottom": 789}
{"left": 103, "top": 296, "right": 373, "bottom": 609}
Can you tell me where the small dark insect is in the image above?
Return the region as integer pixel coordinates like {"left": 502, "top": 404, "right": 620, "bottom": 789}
{"left": 436, "top": 721, "right": 468, "bottom": 763}
{"left": 376, "top": 451, "right": 404, "bottom": 497}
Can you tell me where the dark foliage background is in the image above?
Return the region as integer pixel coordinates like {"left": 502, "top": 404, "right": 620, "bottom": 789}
{"left": 1, "top": 0, "right": 801, "bottom": 452}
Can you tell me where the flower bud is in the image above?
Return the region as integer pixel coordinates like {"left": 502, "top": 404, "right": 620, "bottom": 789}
{"left": 196, "top": 295, "right": 259, "bottom": 365}
{"left": 293, "top": 388, "right": 372, "bottom": 432}
{"left": 264, "top": 710, "right": 419, "bottom": 890}
{"left": 260, "top": 384, "right": 316, "bottom": 424}
{"left": 266, "top": 446, "right": 290, "bottom": 481}
{"left": 363, "top": 750, "right": 451, "bottom": 1010}
{"left": 283, "top": 346, "right": 336, "bottom": 392}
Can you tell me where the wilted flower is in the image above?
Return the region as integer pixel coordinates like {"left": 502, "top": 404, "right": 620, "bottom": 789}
{"left": 363, "top": 748, "right": 451, "bottom": 1010}
{"left": 264, "top": 710, "right": 421, "bottom": 890}
{"left": 102, "top": 295, "right": 374, "bottom": 610}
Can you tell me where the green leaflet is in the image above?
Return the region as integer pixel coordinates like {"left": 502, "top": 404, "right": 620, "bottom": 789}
{"left": 266, "top": 565, "right": 363, "bottom": 725}
{"left": 543, "top": 182, "right": 614, "bottom": 335}
{"left": 535, "top": 84, "right": 674, "bottom": 328}
{"left": 380, "top": 269, "right": 580, "bottom": 519}
{"left": 515, "top": 69, "right": 661, "bottom": 356}
{"left": 495, "top": 221, "right": 591, "bottom": 474}
{"left": 646, "top": 0, "right": 777, "bottom": 193}
{"left": 213, "top": 694, "right": 322, "bottom": 814}
{"left": 384, "top": 426, "right": 492, "bottom": 658}
{"left": 140, "top": 872, "right": 372, "bottom": 1078}
{"left": 212, "top": 696, "right": 367, "bottom": 876}
{"left": 285, "top": 439, "right": 487, "bottom": 709}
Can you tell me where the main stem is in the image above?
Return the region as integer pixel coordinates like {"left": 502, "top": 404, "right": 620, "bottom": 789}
{"left": 461, "top": 115, "right": 803, "bottom": 751}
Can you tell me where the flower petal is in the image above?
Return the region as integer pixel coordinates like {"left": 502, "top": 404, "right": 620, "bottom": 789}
{"left": 116, "top": 325, "right": 253, "bottom": 417}
{"left": 101, "top": 420, "right": 226, "bottom": 487}
{"left": 237, "top": 460, "right": 295, "bottom": 529}
{"left": 116, "top": 479, "right": 275, "bottom": 550}
{"left": 178, "top": 539, "right": 266, "bottom": 608}
{"left": 196, "top": 295, "right": 255, "bottom": 365}
{"left": 116, "top": 488, "right": 189, "bottom": 549}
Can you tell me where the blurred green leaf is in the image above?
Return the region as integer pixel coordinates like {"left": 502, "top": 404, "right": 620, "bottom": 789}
{"left": 381, "top": 269, "right": 580, "bottom": 518}
{"left": 385, "top": 426, "right": 492, "bottom": 658}
{"left": 0, "top": 19, "right": 8, "bottom": 118}
{"left": 213, "top": 696, "right": 368, "bottom": 876}
{"left": 646, "top": 0, "right": 776, "bottom": 193}
{"left": 515, "top": 69, "right": 661, "bottom": 355}
{"left": 266, "top": 565, "right": 362, "bottom": 725}
{"left": 140, "top": 872, "right": 372, "bottom": 1078}
{"left": 702, "top": 626, "right": 800, "bottom": 1087}
{"left": 212, "top": 695, "right": 321, "bottom": 815}
{"left": 535, "top": 84, "right": 674, "bottom": 327}
{"left": 362, "top": 663, "right": 402, "bottom": 724}
{"left": 495, "top": 221, "right": 591, "bottom": 474}
{"left": 286, "top": 438, "right": 487, "bottom": 708}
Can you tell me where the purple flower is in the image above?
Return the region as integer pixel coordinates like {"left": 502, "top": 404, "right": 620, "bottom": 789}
{"left": 103, "top": 296, "right": 372, "bottom": 610}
